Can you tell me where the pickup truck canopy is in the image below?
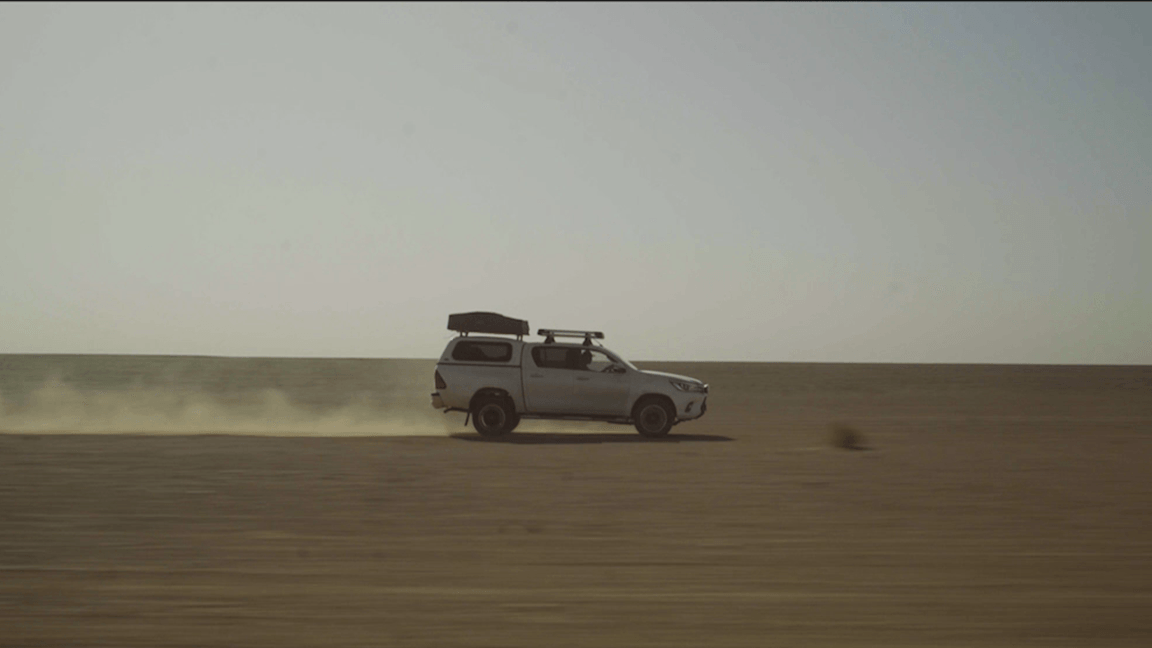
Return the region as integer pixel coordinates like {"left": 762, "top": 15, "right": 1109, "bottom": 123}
{"left": 447, "top": 312, "right": 530, "bottom": 337}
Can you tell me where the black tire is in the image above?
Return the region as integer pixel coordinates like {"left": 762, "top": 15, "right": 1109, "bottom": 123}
{"left": 633, "top": 397, "right": 675, "bottom": 438}
{"left": 506, "top": 412, "right": 521, "bottom": 433}
{"left": 472, "top": 397, "right": 513, "bottom": 437}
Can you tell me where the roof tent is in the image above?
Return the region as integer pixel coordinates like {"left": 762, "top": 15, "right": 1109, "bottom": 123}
{"left": 447, "top": 312, "right": 530, "bottom": 337}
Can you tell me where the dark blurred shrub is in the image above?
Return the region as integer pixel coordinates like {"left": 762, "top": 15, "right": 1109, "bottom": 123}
{"left": 829, "top": 423, "right": 866, "bottom": 450}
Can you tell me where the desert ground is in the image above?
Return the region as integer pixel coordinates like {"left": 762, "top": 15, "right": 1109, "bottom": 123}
{"left": 2, "top": 354, "right": 1151, "bottom": 647}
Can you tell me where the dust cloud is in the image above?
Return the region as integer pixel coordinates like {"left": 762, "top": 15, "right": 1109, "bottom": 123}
{"left": 0, "top": 377, "right": 453, "bottom": 436}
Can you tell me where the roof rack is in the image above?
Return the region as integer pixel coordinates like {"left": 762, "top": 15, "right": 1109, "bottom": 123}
{"left": 538, "top": 329, "right": 605, "bottom": 345}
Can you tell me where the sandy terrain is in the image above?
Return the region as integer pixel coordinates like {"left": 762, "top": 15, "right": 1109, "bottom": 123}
{"left": 2, "top": 355, "right": 1151, "bottom": 647}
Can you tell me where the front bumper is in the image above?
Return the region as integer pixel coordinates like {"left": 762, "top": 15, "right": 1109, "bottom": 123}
{"left": 430, "top": 392, "right": 445, "bottom": 410}
{"left": 677, "top": 396, "right": 707, "bottom": 421}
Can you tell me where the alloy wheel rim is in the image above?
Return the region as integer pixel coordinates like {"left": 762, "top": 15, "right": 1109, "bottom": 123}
{"left": 481, "top": 406, "right": 505, "bottom": 429}
{"left": 643, "top": 406, "right": 666, "bottom": 431}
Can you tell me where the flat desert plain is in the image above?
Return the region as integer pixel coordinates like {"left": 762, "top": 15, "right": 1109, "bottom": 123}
{"left": 2, "top": 354, "right": 1151, "bottom": 647}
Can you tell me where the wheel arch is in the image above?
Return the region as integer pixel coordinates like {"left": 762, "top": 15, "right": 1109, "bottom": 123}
{"left": 470, "top": 388, "right": 517, "bottom": 412}
{"left": 630, "top": 393, "right": 677, "bottom": 419}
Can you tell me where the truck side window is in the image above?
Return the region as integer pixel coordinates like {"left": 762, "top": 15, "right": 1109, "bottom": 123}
{"left": 532, "top": 347, "right": 616, "bottom": 371}
{"left": 532, "top": 347, "right": 571, "bottom": 369}
{"left": 583, "top": 350, "right": 615, "bottom": 372}
{"left": 452, "top": 341, "right": 513, "bottom": 362}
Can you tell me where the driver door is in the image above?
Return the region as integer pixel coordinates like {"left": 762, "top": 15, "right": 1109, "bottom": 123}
{"left": 574, "top": 349, "right": 632, "bottom": 416}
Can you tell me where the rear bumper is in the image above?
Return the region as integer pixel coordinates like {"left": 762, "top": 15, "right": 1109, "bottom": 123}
{"left": 431, "top": 392, "right": 445, "bottom": 409}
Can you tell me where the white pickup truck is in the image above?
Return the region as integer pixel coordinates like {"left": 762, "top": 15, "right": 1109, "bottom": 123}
{"left": 430, "top": 312, "right": 709, "bottom": 438}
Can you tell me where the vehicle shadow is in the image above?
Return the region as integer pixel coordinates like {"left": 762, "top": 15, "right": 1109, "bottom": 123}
{"left": 450, "top": 432, "right": 735, "bottom": 444}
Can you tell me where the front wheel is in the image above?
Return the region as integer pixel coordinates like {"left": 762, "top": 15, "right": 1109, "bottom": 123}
{"left": 633, "top": 397, "right": 675, "bottom": 438}
{"left": 472, "top": 398, "right": 514, "bottom": 437}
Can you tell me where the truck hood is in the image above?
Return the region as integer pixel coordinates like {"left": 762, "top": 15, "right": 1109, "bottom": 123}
{"left": 638, "top": 369, "right": 705, "bottom": 385}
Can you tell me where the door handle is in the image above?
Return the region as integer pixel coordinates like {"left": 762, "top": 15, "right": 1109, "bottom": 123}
{"left": 530, "top": 373, "right": 544, "bottom": 378}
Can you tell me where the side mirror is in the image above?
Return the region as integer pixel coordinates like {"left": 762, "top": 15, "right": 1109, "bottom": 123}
{"left": 609, "top": 364, "right": 626, "bottom": 374}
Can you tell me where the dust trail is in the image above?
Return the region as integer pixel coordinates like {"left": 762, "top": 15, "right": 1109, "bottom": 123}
{"left": 0, "top": 378, "right": 453, "bottom": 436}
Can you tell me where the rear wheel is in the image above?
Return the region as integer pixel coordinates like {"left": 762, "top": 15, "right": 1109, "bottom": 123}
{"left": 472, "top": 397, "right": 513, "bottom": 437}
{"left": 633, "top": 397, "right": 675, "bottom": 438}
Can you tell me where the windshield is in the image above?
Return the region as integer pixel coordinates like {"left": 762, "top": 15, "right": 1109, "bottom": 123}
{"left": 606, "top": 350, "right": 638, "bottom": 371}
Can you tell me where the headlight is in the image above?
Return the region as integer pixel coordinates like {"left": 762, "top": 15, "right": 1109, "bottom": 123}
{"left": 670, "top": 380, "right": 708, "bottom": 393}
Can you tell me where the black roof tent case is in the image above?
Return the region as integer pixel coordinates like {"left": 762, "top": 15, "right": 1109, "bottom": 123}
{"left": 447, "top": 312, "right": 530, "bottom": 336}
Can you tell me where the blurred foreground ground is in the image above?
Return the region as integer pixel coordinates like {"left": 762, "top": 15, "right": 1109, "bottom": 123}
{"left": 2, "top": 356, "right": 1151, "bottom": 647}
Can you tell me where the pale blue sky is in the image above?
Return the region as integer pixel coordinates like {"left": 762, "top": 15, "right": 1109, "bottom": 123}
{"left": 1, "top": 2, "right": 1149, "bottom": 363}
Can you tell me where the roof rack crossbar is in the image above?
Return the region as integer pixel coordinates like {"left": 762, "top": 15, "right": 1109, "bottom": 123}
{"left": 537, "top": 329, "right": 605, "bottom": 340}
{"left": 538, "top": 329, "right": 605, "bottom": 345}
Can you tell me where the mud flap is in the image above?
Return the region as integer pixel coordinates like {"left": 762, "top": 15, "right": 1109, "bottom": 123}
{"left": 464, "top": 411, "right": 471, "bottom": 427}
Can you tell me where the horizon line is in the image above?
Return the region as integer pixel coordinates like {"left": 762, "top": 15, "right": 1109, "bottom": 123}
{"left": 1, "top": 351, "right": 1148, "bottom": 369}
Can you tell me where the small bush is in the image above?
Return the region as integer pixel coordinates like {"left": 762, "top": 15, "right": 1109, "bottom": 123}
{"left": 829, "top": 423, "right": 866, "bottom": 450}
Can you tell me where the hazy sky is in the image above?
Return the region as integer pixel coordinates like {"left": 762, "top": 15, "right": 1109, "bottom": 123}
{"left": 2, "top": 3, "right": 1149, "bottom": 363}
